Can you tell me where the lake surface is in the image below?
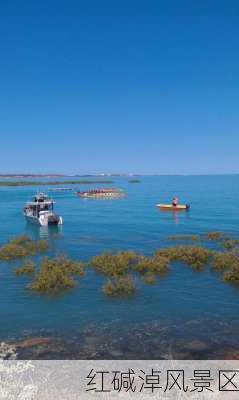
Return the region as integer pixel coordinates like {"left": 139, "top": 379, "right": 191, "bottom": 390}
{"left": 0, "top": 175, "right": 239, "bottom": 359}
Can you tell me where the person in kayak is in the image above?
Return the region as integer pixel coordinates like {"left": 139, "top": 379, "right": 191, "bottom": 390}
{"left": 172, "top": 197, "right": 179, "bottom": 207}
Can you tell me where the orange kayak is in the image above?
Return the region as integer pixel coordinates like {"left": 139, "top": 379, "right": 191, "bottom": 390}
{"left": 156, "top": 204, "right": 190, "bottom": 211}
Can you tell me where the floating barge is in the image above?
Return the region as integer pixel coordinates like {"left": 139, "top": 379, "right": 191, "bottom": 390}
{"left": 77, "top": 188, "right": 125, "bottom": 199}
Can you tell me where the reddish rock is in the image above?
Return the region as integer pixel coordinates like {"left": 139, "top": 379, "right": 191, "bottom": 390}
{"left": 224, "top": 351, "right": 239, "bottom": 360}
{"left": 12, "top": 337, "right": 51, "bottom": 349}
{"left": 185, "top": 340, "right": 208, "bottom": 352}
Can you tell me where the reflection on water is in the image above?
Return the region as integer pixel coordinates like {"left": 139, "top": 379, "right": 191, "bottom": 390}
{"left": 172, "top": 212, "right": 179, "bottom": 225}
{"left": 156, "top": 208, "right": 191, "bottom": 225}
{"left": 25, "top": 223, "right": 64, "bottom": 241}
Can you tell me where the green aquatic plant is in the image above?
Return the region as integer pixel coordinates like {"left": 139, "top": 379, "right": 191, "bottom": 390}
{"left": 91, "top": 251, "right": 138, "bottom": 277}
{"left": 15, "top": 260, "right": 36, "bottom": 276}
{"left": 211, "top": 252, "right": 239, "bottom": 271}
{"left": 128, "top": 179, "right": 141, "bottom": 183}
{"left": 156, "top": 246, "right": 212, "bottom": 270}
{"left": 135, "top": 255, "right": 170, "bottom": 275}
{"left": 224, "top": 268, "right": 239, "bottom": 284}
{"left": 9, "top": 228, "right": 239, "bottom": 298}
{"left": 221, "top": 239, "right": 239, "bottom": 251}
{"left": 142, "top": 272, "right": 157, "bottom": 285}
{"left": 0, "top": 235, "right": 48, "bottom": 261}
{"left": 102, "top": 275, "right": 135, "bottom": 297}
{"left": 211, "top": 251, "right": 239, "bottom": 284}
{"left": 167, "top": 235, "right": 199, "bottom": 241}
{"left": 29, "top": 255, "right": 85, "bottom": 295}
{"left": 205, "top": 231, "right": 225, "bottom": 241}
{"left": 11, "top": 235, "right": 31, "bottom": 245}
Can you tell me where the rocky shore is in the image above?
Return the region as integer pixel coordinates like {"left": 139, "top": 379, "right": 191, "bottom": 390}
{"left": 1, "top": 318, "right": 238, "bottom": 360}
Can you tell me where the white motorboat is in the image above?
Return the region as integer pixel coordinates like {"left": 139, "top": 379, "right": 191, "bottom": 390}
{"left": 23, "top": 193, "right": 63, "bottom": 226}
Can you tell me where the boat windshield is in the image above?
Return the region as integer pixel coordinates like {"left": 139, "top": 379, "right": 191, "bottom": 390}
{"left": 26, "top": 201, "right": 53, "bottom": 217}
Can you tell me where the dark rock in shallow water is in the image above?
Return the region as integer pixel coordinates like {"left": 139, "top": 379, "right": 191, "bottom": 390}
{"left": 109, "top": 349, "right": 124, "bottom": 358}
{"left": 6, "top": 317, "right": 239, "bottom": 360}
{"left": 223, "top": 349, "right": 239, "bottom": 360}
{"left": 171, "top": 351, "right": 192, "bottom": 360}
{"left": 185, "top": 339, "right": 209, "bottom": 352}
{"left": 12, "top": 337, "right": 51, "bottom": 349}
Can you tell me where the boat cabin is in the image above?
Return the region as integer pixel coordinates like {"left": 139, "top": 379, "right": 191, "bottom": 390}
{"left": 24, "top": 193, "right": 55, "bottom": 218}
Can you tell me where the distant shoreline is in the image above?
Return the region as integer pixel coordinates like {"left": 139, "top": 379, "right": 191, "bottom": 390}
{"left": 0, "top": 173, "right": 239, "bottom": 179}
{"left": 0, "top": 180, "right": 114, "bottom": 187}
{"left": 0, "top": 174, "right": 139, "bottom": 179}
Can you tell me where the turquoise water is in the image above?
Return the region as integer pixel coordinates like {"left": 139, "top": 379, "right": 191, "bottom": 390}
{"left": 1, "top": 175, "right": 239, "bottom": 358}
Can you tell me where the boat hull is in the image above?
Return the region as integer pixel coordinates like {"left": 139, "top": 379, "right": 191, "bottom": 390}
{"left": 24, "top": 214, "right": 63, "bottom": 226}
{"left": 156, "top": 204, "right": 190, "bottom": 211}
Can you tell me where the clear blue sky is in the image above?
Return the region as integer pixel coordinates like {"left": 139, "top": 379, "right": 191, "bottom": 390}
{"left": 1, "top": 1, "right": 239, "bottom": 174}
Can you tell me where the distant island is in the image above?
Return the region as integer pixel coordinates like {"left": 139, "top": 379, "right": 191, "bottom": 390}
{"left": 0, "top": 174, "right": 67, "bottom": 179}
{"left": 0, "top": 173, "right": 140, "bottom": 178}
{"left": 1, "top": 173, "right": 188, "bottom": 179}
{"left": 129, "top": 179, "right": 141, "bottom": 183}
{"left": 0, "top": 180, "right": 114, "bottom": 187}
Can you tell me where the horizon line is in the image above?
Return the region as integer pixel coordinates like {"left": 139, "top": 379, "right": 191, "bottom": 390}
{"left": 1, "top": 172, "right": 239, "bottom": 177}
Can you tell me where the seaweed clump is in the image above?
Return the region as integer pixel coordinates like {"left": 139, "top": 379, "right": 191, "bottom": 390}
{"left": 0, "top": 235, "right": 48, "bottom": 261}
{"left": 168, "top": 235, "right": 199, "bottom": 241}
{"left": 91, "top": 251, "right": 138, "bottom": 277}
{"left": 205, "top": 231, "right": 224, "bottom": 241}
{"left": 136, "top": 255, "right": 170, "bottom": 285}
{"left": 221, "top": 239, "right": 239, "bottom": 251}
{"left": 29, "top": 256, "right": 85, "bottom": 295}
{"left": 211, "top": 251, "right": 239, "bottom": 284}
{"left": 211, "top": 252, "right": 239, "bottom": 271}
{"left": 143, "top": 273, "right": 157, "bottom": 285}
{"left": 224, "top": 268, "right": 239, "bottom": 284}
{"left": 15, "top": 260, "right": 35, "bottom": 276}
{"left": 156, "top": 246, "right": 212, "bottom": 270}
{"left": 92, "top": 251, "right": 170, "bottom": 295}
{"left": 136, "top": 255, "right": 170, "bottom": 276}
{"left": 103, "top": 275, "right": 135, "bottom": 297}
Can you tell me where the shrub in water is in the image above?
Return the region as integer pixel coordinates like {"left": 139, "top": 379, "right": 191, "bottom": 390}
{"left": 212, "top": 252, "right": 239, "bottom": 271}
{"left": 102, "top": 275, "right": 135, "bottom": 297}
{"left": 91, "top": 251, "right": 138, "bottom": 277}
{"left": 15, "top": 260, "right": 35, "bottom": 276}
{"left": 205, "top": 231, "right": 224, "bottom": 241}
{"left": 136, "top": 255, "right": 170, "bottom": 275}
{"left": 224, "top": 268, "right": 239, "bottom": 284}
{"left": 30, "top": 255, "right": 85, "bottom": 295}
{"left": 221, "top": 239, "right": 239, "bottom": 251}
{"left": 156, "top": 246, "right": 212, "bottom": 270}
{"left": 0, "top": 235, "right": 48, "bottom": 261}
{"left": 143, "top": 272, "right": 157, "bottom": 285}
{"left": 167, "top": 235, "right": 199, "bottom": 241}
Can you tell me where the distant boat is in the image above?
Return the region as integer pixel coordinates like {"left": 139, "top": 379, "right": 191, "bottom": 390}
{"left": 77, "top": 188, "right": 125, "bottom": 199}
{"left": 156, "top": 204, "right": 190, "bottom": 211}
{"left": 23, "top": 193, "right": 63, "bottom": 226}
